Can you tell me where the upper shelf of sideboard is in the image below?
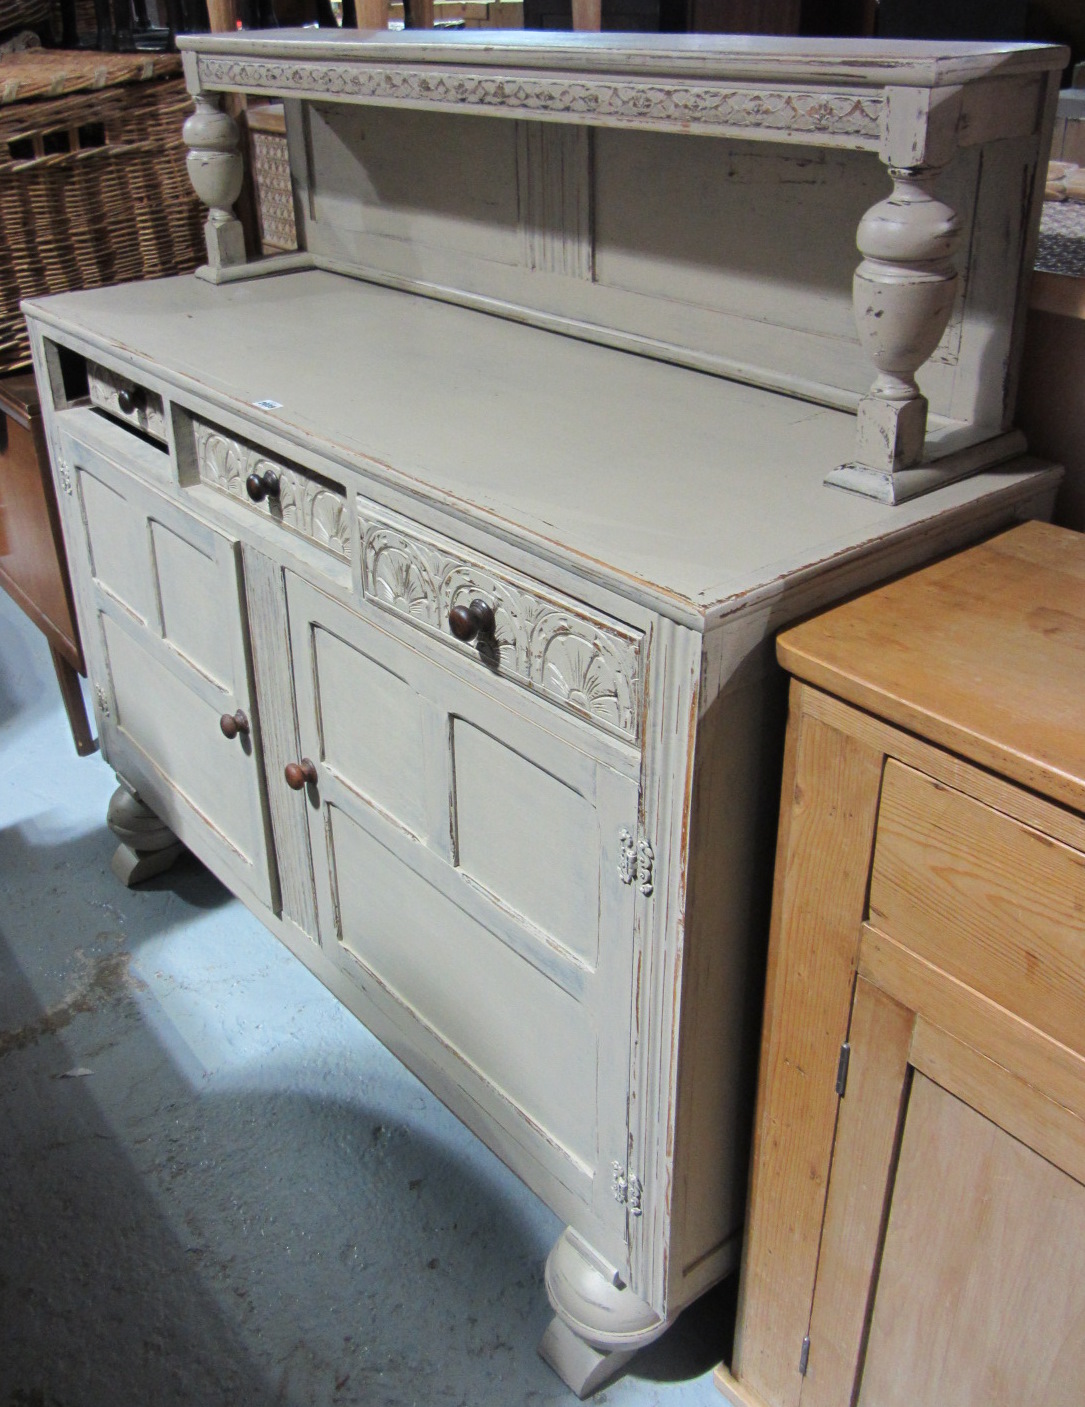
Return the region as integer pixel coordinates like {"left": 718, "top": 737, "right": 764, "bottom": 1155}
{"left": 177, "top": 30, "right": 1068, "bottom": 152}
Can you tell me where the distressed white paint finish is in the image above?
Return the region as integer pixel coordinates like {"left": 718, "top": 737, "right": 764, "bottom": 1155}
{"left": 356, "top": 496, "right": 642, "bottom": 743}
{"left": 56, "top": 413, "right": 276, "bottom": 914}
{"left": 88, "top": 362, "right": 167, "bottom": 443}
{"left": 27, "top": 271, "right": 1060, "bottom": 627}
{"left": 22, "top": 31, "right": 1067, "bottom": 1387}
{"left": 182, "top": 92, "right": 246, "bottom": 275}
{"left": 516, "top": 122, "right": 593, "bottom": 280}
{"left": 195, "top": 419, "right": 351, "bottom": 560}
{"left": 178, "top": 30, "right": 1065, "bottom": 485}
{"left": 242, "top": 547, "right": 321, "bottom": 941}
{"left": 285, "top": 572, "right": 639, "bottom": 1267}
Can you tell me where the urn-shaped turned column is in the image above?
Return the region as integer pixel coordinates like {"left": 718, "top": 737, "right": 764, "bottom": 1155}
{"left": 183, "top": 93, "right": 246, "bottom": 273}
{"left": 851, "top": 167, "right": 962, "bottom": 474}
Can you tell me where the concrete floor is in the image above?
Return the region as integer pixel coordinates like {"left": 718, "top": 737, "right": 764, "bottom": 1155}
{"left": 0, "top": 586, "right": 735, "bottom": 1407}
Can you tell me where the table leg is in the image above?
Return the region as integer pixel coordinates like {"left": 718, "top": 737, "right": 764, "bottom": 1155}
{"left": 49, "top": 647, "right": 97, "bottom": 758}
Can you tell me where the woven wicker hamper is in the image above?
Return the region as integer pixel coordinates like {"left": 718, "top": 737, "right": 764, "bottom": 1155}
{"left": 0, "top": 50, "right": 204, "bottom": 375}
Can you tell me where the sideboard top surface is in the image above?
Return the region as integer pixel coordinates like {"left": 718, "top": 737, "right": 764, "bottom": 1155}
{"left": 177, "top": 29, "right": 1066, "bottom": 89}
{"left": 26, "top": 271, "right": 1055, "bottom": 622}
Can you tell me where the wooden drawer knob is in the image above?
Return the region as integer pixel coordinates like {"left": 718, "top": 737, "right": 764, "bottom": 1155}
{"left": 284, "top": 758, "right": 318, "bottom": 790}
{"left": 245, "top": 469, "right": 280, "bottom": 503}
{"left": 116, "top": 387, "right": 141, "bottom": 415}
{"left": 448, "top": 598, "right": 496, "bottom": 642}
{"left": 219, "top": 709, "right": 250, "bottom": 739}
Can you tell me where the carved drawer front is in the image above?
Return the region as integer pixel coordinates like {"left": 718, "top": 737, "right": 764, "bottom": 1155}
{"left": 88, "top": 362, "right": 167, "bottom": 443}
{"left": 356, "top": 497, "right": 643, "bottom": 745}
{"left": 193, "top": 419, "right": 351, "bottom": 563}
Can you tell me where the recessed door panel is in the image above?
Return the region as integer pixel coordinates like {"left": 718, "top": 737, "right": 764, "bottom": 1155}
{"left": 311, "top": 622, "right": 427, "bottom": 839}
{"left": 332, "top": 806, "right": 598, "bottom": 1173}
{"left": 78, "top": 469, "right": 150, "bottom": 622}
{"left": 150, "top": 518, "right": 237, "bottom": 688}
{"left": 453, "top": 717, "right": 601, "bottom": 967}
{"left": 104, "top": 615, "right": 263, "bottom": 865}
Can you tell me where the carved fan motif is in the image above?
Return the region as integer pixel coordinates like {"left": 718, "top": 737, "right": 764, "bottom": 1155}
{"left": 358, "top": 503, "right": 641, "bottom": 742}
{"left": 442, "top": 566, "right": 521, "bottom": 672}
{"left": 194, "top": 422, "right": 351, "bottom": 561}
{"left": 370, "top": 542, "right": 439, "bottom": 625}
{"left": 308, "top": 489, "right": 351, "bottom": 557}
{"left": 196, "top": 426, "right": 247, "bottom": 496}
{"left": 534, "top": 622, "right": 636, "bottom": 736}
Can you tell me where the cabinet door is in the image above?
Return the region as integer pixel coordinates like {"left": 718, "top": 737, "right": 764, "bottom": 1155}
{"left": 858, "top": 1073, "right": 1085, "bottom": 1407}
{"left": 59, "top": 428, "right": 275, "bottom": 911}
{"left": 285, "top": 573, "right": 640, "bottom": 1266}
{"left": 799, "top": 762, "right": 1085, "bottom": 1407}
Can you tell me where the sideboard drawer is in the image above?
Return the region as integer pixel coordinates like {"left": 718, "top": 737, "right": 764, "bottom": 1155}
{"left": 869, "top": 760, "right": 1085, "bottom": 1058}
{"left": 88, "top": 361, "right": 167, "bottom": 443}
{"left": 356, "top": 496, "right": 644, "bottom": 746}
{"left": 193, "top": 418, "right": 351, "bottom": 563}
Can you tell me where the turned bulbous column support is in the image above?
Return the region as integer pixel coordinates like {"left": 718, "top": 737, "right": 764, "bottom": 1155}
{"left": 183, "top": 93, "right": 246, "bottom": 273}
{"left": 538, "top": 1229, "right": 669, "bottom": 1398}
{"left": 850, "top": 165, "right": 961, "bottom": 476}
{"left": 107, "top": 781, "right": 184, "bottom": 886}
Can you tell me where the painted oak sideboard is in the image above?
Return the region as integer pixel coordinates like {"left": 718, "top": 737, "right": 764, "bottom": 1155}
{"left": 24, "top": 31, "right": 1065, "bottom": 1397}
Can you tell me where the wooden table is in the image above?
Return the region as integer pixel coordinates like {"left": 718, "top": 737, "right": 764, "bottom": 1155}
{"left": 717, "top": 518, "right": 1085, "bottom": 1407}
{"left": 0, "top": 374, "right": 94, "bottom": 756}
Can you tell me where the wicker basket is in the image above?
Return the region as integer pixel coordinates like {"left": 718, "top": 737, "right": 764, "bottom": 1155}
{"left": 0, "top": 51, "right": 204, "bottom": 375}
{"left": 0, "top": 0, "right": 50, "bottom": 36}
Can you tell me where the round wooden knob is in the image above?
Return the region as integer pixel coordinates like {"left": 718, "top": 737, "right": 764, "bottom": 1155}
{"left": 219, "top": 709, "right": 250, "bottom": 739}
{"left": 448, "top": 598, "right": 496, "bottom": 642}
{"left": 245, "top": 469, "right": 280, "bottom": 503}
{"left": 284, "top": 758, "right": 318, "bottom": 790}
{"left": 116, "top": 387, "right": 139, "bottom": 415}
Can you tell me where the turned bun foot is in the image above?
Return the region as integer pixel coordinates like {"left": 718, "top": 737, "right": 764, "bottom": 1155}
{"left": 106, "top": 784, "right": 184, "bottom": 887}
{"left": 537, "top": 1228, "right": 669, "bottom": 1398}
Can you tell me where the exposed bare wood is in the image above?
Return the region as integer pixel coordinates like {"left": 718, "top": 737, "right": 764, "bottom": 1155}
{"left": 858, "top": 1076, "right": 1085, "bottom": 1407}
{"left": 778, "top": 521, "right": 1085, "bottom": 814}
{"left": 800, "top": 977, "right": 914, "bottom": 1407}
{"left": 860, "top": 924, "right": 1085, "bottom": 1133}
{"left": 571, "top": 0, "right": 601, "bottom": 28}
{"left": 731, "top": 691, "right": 884, "bottom": 1407}
{"left": 910, "top": 1019, "right": 1085, "bottom": 1189}
{"left": 870, "top": 762, "right": 1085, "bottom": 1059}
{"left": 732, "top": 522, "right": 1085, "bottom": 1407}
{"left": 19, "top": 34, "right": 1068, "bottom": 1398}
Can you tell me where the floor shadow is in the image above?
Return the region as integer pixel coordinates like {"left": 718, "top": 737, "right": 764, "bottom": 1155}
{"left": 632, "top": 1274, "right": 737, "bottom": 1385}
{"left": 0, "top": 608, "right": 57, "bottom": 731}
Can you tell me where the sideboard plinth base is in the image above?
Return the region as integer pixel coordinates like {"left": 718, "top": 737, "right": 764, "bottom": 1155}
{"left": 538, "top": 1315, "right": 636, "bottom": 1399}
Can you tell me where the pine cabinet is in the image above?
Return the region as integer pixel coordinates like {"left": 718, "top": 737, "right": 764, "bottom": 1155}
{"left": 719, "top": 521, "right": 1085, "bottom": 1407}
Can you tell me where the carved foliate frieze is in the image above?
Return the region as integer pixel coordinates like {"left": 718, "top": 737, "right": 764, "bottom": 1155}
{"left": 196, "top": 56, "right": 882, "bottom": 146}
{"left": 193, "top": 421, "right": 351, "bottom": 561}
{"left": 358, "top": 502, "right": 642, "bottom": 743}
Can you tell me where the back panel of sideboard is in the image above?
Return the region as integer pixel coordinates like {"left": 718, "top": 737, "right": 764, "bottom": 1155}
{"left": 289, "top": 100, "right": 1036, "bottom": 433}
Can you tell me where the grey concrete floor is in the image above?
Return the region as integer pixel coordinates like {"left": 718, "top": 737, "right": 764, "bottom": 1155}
{"left": 0, "top": 587, "right": 735, "bottom": 1407}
